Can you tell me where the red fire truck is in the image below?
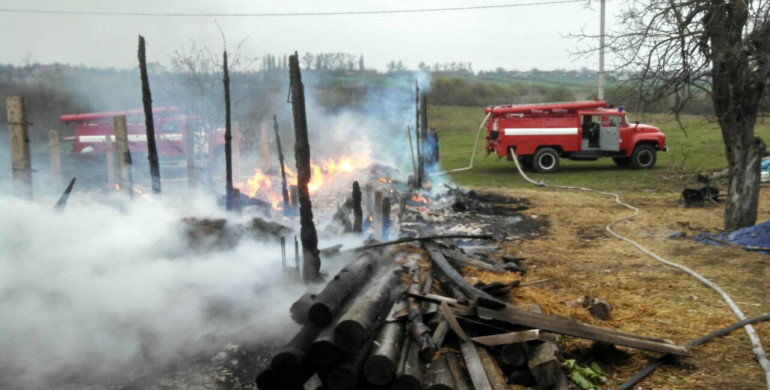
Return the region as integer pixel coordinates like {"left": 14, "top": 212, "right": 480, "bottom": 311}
{"left": 484, "top": 100, "right": 667, "bottom": 173}
{"left": 60, "top": 107, "right": 234, "bottom": 168}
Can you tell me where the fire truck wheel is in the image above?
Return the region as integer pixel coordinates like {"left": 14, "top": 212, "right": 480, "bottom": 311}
{"left": 532, "top": 147, "right": 560, "bottom": 173}
{"left": 612, "top": 156, "right": 632, "bottom": 166}
{"left": 631, "top": 144, "right": 657, "bottom": 169}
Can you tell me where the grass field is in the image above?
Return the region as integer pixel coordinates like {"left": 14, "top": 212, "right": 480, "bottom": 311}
{"left": 430, "top": 105, "right": 770, "bottom": 191}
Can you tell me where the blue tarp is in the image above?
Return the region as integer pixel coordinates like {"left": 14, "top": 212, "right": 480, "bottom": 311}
{"left": 762, "top": 159, "right": 770, "bottom": 172}
{"left": 695, "top": 221, "right": 770, "bottom": 254}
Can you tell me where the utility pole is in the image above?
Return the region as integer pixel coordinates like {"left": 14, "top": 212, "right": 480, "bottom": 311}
{"left": 598, "top": 0, "right": 606, "bottom": 100}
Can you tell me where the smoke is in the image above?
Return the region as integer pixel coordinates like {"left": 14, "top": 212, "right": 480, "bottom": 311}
{"left": 0, "top": 192, "right": 367, "bottom": 389}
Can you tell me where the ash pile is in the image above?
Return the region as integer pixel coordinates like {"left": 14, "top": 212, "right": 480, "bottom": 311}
{"left": 257, "top": 187, "right": 689, "bottom": 390}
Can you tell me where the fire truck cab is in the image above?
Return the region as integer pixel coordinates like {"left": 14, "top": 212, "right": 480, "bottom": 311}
{"left": 484, "top": 100, "right": 667, "bottom": 173}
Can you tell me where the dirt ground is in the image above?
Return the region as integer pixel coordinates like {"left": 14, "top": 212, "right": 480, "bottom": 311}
{"left": 481, "top": 185, "right": 769, "bottom": 390}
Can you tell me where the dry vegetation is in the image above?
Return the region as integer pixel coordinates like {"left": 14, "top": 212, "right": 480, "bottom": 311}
{"left": 475, "top": 186, "right": 769, "bottom": 389}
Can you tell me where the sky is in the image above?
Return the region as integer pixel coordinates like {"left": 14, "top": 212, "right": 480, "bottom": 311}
{"left": 0, "top": 0, "right": 622, "bottom": 72}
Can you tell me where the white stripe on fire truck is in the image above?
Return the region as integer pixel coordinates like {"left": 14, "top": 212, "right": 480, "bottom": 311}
{"left": 503, "top": 128, "right": 578, "bottom": 136}
{"left": 78, "top": 134, "right": 184, "bottom": 142}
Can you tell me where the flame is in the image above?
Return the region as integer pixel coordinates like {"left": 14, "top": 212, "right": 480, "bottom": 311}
{"left": 236, "top": 153, "right": 372, "bottom": 210}
{"left": 411, "top": 194, "right": 429, "bottom": 204}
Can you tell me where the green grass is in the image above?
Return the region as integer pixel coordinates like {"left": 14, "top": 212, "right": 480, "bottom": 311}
{"left": 430, "top": 106, "right": 770, "bottom": 191}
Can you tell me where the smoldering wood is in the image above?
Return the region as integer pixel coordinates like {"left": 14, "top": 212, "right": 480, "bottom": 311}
{"left": 327, "top": 337, "right": 374, "bottom": 390}
{"left": 407, "top": 262, "right": 437, "bottom": 363}
{"left": 393, "top": 335, "right": 425, "bottom": 390}
{"left": 471, "top": 329, "right": 541, "bottom": 347}
{"left": 422, "top": 352, "right": 453, "bottom": 390}
{"left": 440, "top": 301, "right": 467, "bottom": 342}
{"left": 308, "top": 325, "right": 344, "bottom": 369}
{"left": 334, "top": 264, "right": 402, "bottom": 353}
{"left": 289, "top": 52, "right": 321, "bottom": 282}
{"left": 54, "top": 177, "right": 77, "bottom": 211}
{"left": 114, "top": 115, "right": 133, "bottom": 198}
{"left": 49, "top": 130, "right": 62, "bottom": 190}
{"left": 500, "top": 342, "right": 530, "bottom": 367}
{"left": 222, "top": 50, "right": 234, "bottom": 210}
{"left": 291, "top": 292, "right": 317, "bottom": 324}
{"left": 413, "top": 82, "right": 422, "bottom": 188}
{"left": 445, "top": 351, "right": 471, "bottom": 390}
{"left": 475, "top": 345, "right": 509, "bottom": 390}
{"left": 352, "top": 181, "right": 363, "bottom": 233}
{"left": 418, "top": 91, "right": 428, "bottom": 183}
{"left": 274, "top": 115, "right": 290, "bottom": 213}
{"left": 440, "top": 247, "right": 502, "bottom": 272}
{"left": 137, "top": 35, "right": 161, "bottom": 194}
{"left": 407, "top": 125, "right": 418, "bottom": 181}
{"left": 6, "top": 96, "right": 32, "bottom": 199}
{"left": 363, "top": 319, "right": 405, "bottom": 385}
{"left": 307, "top": 252, "right": 383, "bottom": 327}
{"left": 424, "top": 242, "right": 505, "bottom": 310}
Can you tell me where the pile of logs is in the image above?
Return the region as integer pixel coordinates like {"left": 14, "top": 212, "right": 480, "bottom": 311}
{"left": 256, "top": 237, "right": 688, "bottom": 390}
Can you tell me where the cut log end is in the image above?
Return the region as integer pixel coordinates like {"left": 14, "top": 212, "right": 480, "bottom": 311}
{"left": 363, "top": 355, "right": 397, "bottom": 386}
{"left": 334, "top": 320, "right": 367, "bottom": 354}
{"left": 391, "top": 376, "right": 422, "bottom": 390}
{"left": 308, "top": 340, "right": 342, "bottom": 368}
{"left": 327, "top": 366, "right": 357, "bottom": 390}
{"left": 308, "top": 303, "right": 334, "bottom": 328}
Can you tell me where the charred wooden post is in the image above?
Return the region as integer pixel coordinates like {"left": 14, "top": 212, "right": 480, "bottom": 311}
{"left": 307, "top": 252, "right": 382, "bottom": 327}
{"left": 364, "top": 319, "right": 405, "bottom": 385}
{"left": 290, "top": 184, "right": 299, "bottom": 213}
{"left": 407, "top": 125, "right": 418, "bottom": 181}
{"left": 114, "top": 115, "right": 133, "bottom": 197}
{"left": 137, "top": 35, "right": 161, "bottom": 194}
{"left": 49, "top": 130, "right": 61, "bottom": 189}
{"left": 334, "top": 264, "right": 401, "bottom": 353}
{"left": 54, "top": 177, "right": 77, "bottom": 211}
{"left": 527, "top": 342, "right": 568, "bottom": 389}
{"left": 413, "top": 81, "right": 422, "bottom": 188}
{"left": 419, "top": 91, "right": 428, "bottom": 181}
{"left": 309, "top": 325, "right": 344, "bottom": 368}
{"left": 327, "top": 337, "right": 375, "bottom": 390}
{"left": 374, "top": 190, "right": 383, "bottom": 240}
{"left": 393, "top": 335, "right": 425, "bottom": 390}
{"left": 6, "top": 96, "right": 32, "bottom": 199}
{"left": 423, "top": 352, "right": 453, "bottom": 390}
{"left": 274, "top": 115, "right": 290, "bottom": 213}
{"left": 446, "top": 351, "right": 471, "bottom": 390}
{"left": 352, "top": 181, "right": 363, "bottom": 233}
{"left": 382, "top": 197, "right": 391, "bottom": 240}
{"left": 183, "top": 117, "right": 196, "bottom": 189}
{"left": 223, "top": 50, "right": 234, "bottom": 210}
{"left": 475, "top": 346, "right": 509, "bottom": 390}
{"left": 289, "top": 52, "right": 321, "bottom": 282}
{"left": 105, "top": 135, "right": 115, "bottom": 185}
{"left": 407, "top": 262, "right": 438, "bottom": 363}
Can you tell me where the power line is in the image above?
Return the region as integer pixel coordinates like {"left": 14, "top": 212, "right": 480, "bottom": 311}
{"left": 0, "top": 0, "right": 590, "bottom": 18}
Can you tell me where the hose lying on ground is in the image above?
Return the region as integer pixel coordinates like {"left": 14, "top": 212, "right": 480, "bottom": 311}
{"left": 509, "top": 149, "right": 770, "bottom": 389}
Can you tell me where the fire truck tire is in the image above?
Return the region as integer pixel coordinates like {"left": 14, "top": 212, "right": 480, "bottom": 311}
{"left": 532, "top": 147, "right": 560, "bottom": 173}
{"left": 631, "top": 144, "right": 656, "bottom": 169}
{"left": 613, "top": 156, "right": 632, "bottom": 166}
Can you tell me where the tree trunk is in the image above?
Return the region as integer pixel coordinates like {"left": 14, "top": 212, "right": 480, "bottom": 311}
{"left": 352, "top": 181, "right": 363, "bottom": 233}
{"left": 289, "top": 52, "right": 321, "bottom": 281}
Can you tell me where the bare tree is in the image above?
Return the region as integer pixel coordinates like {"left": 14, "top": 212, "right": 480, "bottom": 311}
{"left": 586, "top": 0, "right": 770, "bottom": 230}
{"left": 301, "top": 52, "right": 314, "bottom": 69}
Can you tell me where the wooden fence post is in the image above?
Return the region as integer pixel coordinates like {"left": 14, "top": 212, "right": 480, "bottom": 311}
{"left": 49, "top": 130, "right": 61, "bottom": 190}
{"left": 114, "top": 115, "right": 133, "bottom": 197}
{"left": 105, "top": 135, "right": 115, "bottom": 186}
{"left": 138, "top": 35, "right": 161, "bottom": 194}
{"left": 7, "top": 96, "right": 32, "bottom": 199}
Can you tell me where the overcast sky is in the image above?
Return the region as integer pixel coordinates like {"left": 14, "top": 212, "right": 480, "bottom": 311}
{"left": 0, "top": 0, "right": 622, "bottom": 72}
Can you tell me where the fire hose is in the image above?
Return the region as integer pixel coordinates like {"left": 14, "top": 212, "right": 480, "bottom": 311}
{"left": 508, "top": 148, "right": 770, "bottom": 389}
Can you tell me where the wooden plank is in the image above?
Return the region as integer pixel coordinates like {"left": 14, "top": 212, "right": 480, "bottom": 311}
{"left": 440, "top": 301, "right": 467, "bottom": 342}
{"left": 459, "top": 339, "right": 493, "bottom": 390}
{"left": 471, "top": 329, "right": 540, "bottom": 346}
{"left": 424, "top": 242, "right": 505, "bottom": 310}
{"left": 477, "top": 305, "right": 689, "bottom": 356}
{"left": 475, "top": 346, "right": 508, "bottom": 390}
{"left": 114, "top": 115, "right": 133, "bottom": 197}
